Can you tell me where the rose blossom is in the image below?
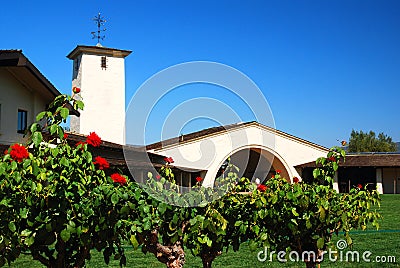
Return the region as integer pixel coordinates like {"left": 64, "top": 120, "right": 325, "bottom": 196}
{"left": 257, "top": 184, "right": 267, "bottom": 192}
{"left": 86, "top": 132, "right": 101, "bottom": 147}
{"left": 10, "top": 144, "right": 29, "bottom": 163}
{"left": 93, "top": 156, "right": 109, "bottom": 170}
{"left": 111, "top": 173, "right": 127, "bottom": 185}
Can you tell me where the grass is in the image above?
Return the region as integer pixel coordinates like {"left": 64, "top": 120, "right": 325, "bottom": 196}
{"left": 10, "top": 195, "right": 400, "bottom": 267}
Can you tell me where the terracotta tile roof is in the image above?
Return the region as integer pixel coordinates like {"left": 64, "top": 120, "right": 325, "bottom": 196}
{"left": 296, "top": 153, "right": 400, "bottom": 168}
{"left": 146, "top": 121, "right": 329, "bottom": 152}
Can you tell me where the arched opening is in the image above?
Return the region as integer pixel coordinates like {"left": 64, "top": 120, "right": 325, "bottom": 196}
{"left": 214, "top": 147, "right": 291, "bottom": 185}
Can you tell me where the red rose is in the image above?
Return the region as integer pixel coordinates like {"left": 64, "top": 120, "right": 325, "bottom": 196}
{"left": 111, "top": 173, "right": 127, "bottom": 185}
{"left": 10, "top": 144, "right": 29, "bottom": 163}
{"left": 86, "top": 132, "right": 102, "bottom": 147}
{"left": 63, "top": 133, "right": 68, "bottom": 139}
{"left": 196, "top": 176, "right": 203, "bottom": 182}
{"left": 293, "top": 177, "right": 300, "bottom": 183}
{"left": 164, "top": 157, "right": 174, "bottom": 164}
{"left": 276, "top": 169, "right": 281, "bottom": 174}
{"left": 257, "top": 184, "right": 267, "bottom": 192}
{"left": 156, "top": 174, "right": 161, "bottom": 180}
{"left": 4, "top": 149, "right": 8, "bottom": 155}
{"left": 93, "top": 156, "right": 109, "bottom": 170}
{"left": 357, "top": 184, "right": 363, "bottom": 189}
{"left": 73, "top": 87, "right": 81, "bottom": 94}
{"left": 328, "top": 156, "right": 336, "bottom": 162}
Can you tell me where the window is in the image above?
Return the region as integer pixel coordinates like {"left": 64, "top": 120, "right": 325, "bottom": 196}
{"left": 101, "top": 56, "right": 107, "bottom": 69}
{"left": 17, "top": 109, "right": 27, "bottom": 134}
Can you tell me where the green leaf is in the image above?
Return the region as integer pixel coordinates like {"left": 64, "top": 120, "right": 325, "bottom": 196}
{"left": 60, "top": 107, "right": 69, "bottom": 119}
{"left": 51, "top": 148, "right": 59, "bottom": 157}
{"left": 317, "top": 237, "right": 324, "bottom": 249}
{"left": 50, "top": 124, "right": 58, "bottom": 135}
{"left": 32, "top": 131, "right": 43, "bottom": 146}
{"left": 8, "top": 222, "right": 16, "bottom": 232}
{"left": 36, "top": 111, "right": 46, "bottom": 121}
{"left": 60, "top": 229, "right": 71, "bottom": 242}
{"left": 76, "top": 100, "right": 84, "bottom": 110}
{"left": 313, "top": 169, "right": 321, "bottom": 178}
{"left": 20, "top": 208, "right": 28, "bottom": 219}
{"left": 292, "top": 208, "right": 299, "bottom": 217}
{"left": 0, "top": 162, "right": 6, "bottom": 176}
{"left": 333, "top": 161, "right": 339, "bottom": 171}
{"left": 111, "top": 193, "right": 119, "bottom": 204}
{"left": 30, "top": 123, "right": 39, "bottom": 132}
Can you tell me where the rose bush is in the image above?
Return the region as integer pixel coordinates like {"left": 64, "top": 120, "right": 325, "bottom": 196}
{"left": 0, "top": 94, "right": 136, "bottom": 267}
{"left": 0, "top": 93, "right": 381, "bottom": 268}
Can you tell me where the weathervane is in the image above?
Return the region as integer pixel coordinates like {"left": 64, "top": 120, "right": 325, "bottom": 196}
{"left": 91, "top": 13, "right": 106, "bottom": 45}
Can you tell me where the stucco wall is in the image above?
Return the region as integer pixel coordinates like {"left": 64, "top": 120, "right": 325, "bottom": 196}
{"left": 150, "top": 123, "right": 328, "bottom": 187}
{"left": 0, "top": 69, "right": 47, "bottom": 145}
{"left": 71, "top": 53, "right": 126, "bottom": 145}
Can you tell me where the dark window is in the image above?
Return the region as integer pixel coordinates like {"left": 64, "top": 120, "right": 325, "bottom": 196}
{"left": 101, "top": 56, "right": 107, "bottom": 69}
{"left": 17, "top": 109, "right": 27, "bottom": 134}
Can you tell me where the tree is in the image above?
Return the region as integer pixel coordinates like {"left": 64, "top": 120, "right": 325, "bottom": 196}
{"left": 348, "top": 129, "right": 397, "bottom": 152}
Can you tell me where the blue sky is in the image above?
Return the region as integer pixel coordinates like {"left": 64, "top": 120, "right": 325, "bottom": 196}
{"left": 2, "top": 0, "right": 399, "bottom": 147}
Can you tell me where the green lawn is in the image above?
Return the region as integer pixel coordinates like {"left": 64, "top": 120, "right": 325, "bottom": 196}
{"left": 10, "top": 195, "right": 400, "bottom": 267}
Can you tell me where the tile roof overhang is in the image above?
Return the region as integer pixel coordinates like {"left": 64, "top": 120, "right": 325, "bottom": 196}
{"left": 0, "top": 50, "right": 79, "bottom": 116}
{"left": 296, "top": 153, "right": 400, "bottom": 168}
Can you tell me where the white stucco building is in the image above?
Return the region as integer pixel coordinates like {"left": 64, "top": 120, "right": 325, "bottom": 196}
{"left": 0, "top": 50, "right": 69, "bottom": 145}
{"left": 147, "top": 121, "right": 330, "bottom": 187}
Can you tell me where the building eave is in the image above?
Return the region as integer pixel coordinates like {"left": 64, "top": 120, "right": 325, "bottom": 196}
{"left": 146, "top": 121, "right": 329, "bottom": 153}
{"left": 66, "top": 45, "right": 132, "bottom": 59}
{"left": 0, "top": 50, "right": 79, "bottom": 116}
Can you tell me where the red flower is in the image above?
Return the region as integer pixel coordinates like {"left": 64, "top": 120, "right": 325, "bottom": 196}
{"left": 86, "top": 132, "right": 102, "bottom": 147}
{"left": 73, "top": 87, "right": 81, "bottom": 94}
{"left": 4, "top": 149, "right": 8, "bottom": 155}
{"left": 164, "top": 157, "right": 174, "bottom": 164}
{"left": 276, "top": 169, "right": 281, "bottom": 174}
{"left": 257, "top": 184, "right": 267, "bottom": 192}
{"left": 64, "top": 133, "right": 69, "bottom": 139}
{"left": 111, "top": 173, "right": 127, "bottom": 185}
{"left": 156, "top": 174, "right": 161, "bottom": 180}
{"left": 357, "top": 184, "right": 363, "bottom": 189}
{"left": 328, "top": 156, "right": 336, "bottom": 162}
{"left": 293, "top": 177, "right": 300, "bottom": 183}
{"left": 196, "top": 176, "right": 203, "bottom": 182}
{"left": 10, "top": 144, "right": 29, "bottom": 163}
{"left": 93, "top": 156, "right": 109, "bottom": 170}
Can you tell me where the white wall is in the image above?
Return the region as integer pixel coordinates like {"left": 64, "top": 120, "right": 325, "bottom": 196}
{"left": 149, "top": 123, "right": 328, "bottom": 187}
{"left": 70, "top": 53, "right": 126, "bottom": 145}
{"left": 0, "top": 69, "right": 47, "bottom": 145}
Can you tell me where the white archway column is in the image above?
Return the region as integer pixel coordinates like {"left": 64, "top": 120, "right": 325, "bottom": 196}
{"left": 376, "top": 168, "right": 383, "bottom": 194}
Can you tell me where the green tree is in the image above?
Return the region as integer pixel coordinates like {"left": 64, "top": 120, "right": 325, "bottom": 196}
{"left": 348, "top": 129, "right": 397, "bottom": 152}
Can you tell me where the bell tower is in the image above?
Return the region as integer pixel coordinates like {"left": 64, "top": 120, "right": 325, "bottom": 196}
{"left": 67, "top": 13, "right": 131, "bottom": 145}
{"left": 67, "top": 45, "right": 131, "bottom": 144}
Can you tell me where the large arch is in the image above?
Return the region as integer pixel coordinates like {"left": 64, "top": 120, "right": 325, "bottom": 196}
{"left": 204, "top": 144, "right": 293, "bottom": 187}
